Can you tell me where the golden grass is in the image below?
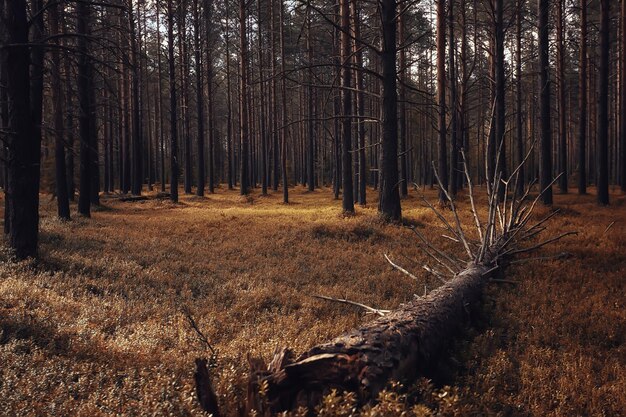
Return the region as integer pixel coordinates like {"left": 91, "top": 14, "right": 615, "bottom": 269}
{"left": 0, "top": 185, "right": 624, "bottom": 416}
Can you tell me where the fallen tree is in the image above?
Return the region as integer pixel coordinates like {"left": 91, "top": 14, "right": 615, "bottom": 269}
{"left": 195, "top": 150, "right": 574, "bottom": 415}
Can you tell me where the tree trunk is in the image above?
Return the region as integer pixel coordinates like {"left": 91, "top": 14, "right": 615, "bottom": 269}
{"left": 77, "top": 0, "right": 95, "bottom": 216}
{"left": 578, "top": 0, "right": 587, "bottom": 195}
{"left": 494, "top": 0, "right": 506, "bottom": 199}
{"left": 247, "top": 261, "right": 498, "bottom": 413}
{"left": 167, "top": 0, "right": 179, "bottom": 203}
{"left": 398, "top": 12, "right": 408, "bottom": 199}
{"left": 515, "top": 0, "right": 525, "bottom": 196}
{"left": 340, "top": 0, "right": 354, "bottom": 213}
{"left": 436, "top": 0, "right": 447, "bottom": 204}
{"left": 378, "top": 0, "right": 401, "bottom": 221}
{"left": 352, "top": 0, "right": 366, "bottom": 205}
{"left": 538, "top": 0, "right": 553, "bottom": 205}
{"left": 239, "top": 0, "right": 250, "bottom": 195}
{"left": 194, "top": 0, "right": 205, "bottom": 196}
{"left": 306, "top": 6, "right": 315, "bottom": 193}
{"left": 129, "top": 0, "right": 142, "bottom": 196}
{"left": 449, "top": 0, "right": 458, "bottom": 198}
{"left": 597, "top": 0, "right": 610, "bottom": 205}
{"left": 557, "top": 0, "right": 567, "bottom": 193}
{"left": 621, "top": 0, "right": 626, "bottom": 193}
{"left": 279, "top": 0, "right": 288, "bottom": 203}
{"left": 50, "top": 1, "right": 70, "bottom": 220}
{"left": 1, "top": 0, "right": 41, "bottom": 258}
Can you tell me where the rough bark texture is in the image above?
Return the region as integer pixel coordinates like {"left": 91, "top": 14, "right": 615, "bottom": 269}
{"left": 77, "top": 0, "right": 94, "bottom": 216}
{"left": 340, "top": 0, "right": 354, "bottom": 213}
{"left": 378, "top": 0, "right": 401, "bottom": 221}
{"left": 578, "top": 0, "right": 587, "bottom": 195}
{"left": 247, "top": 262, "right": 495, "bottom": 413}
{"left": 538, "top": 0, "right": 553, "bottom": 205}
{"left": 239, "top": 0, "right": 250, "bottom": 196}
{"left": 597, "top": 0, "right": 609, "bottom": 205}
{"left": 1, "top": 0, "right": 41, "bottom": 258}
{"left": 167, "top": 0, "right": 179, "bottom": 203}
{"left": 436, "top": 0, "right": 447, "bottom": 204}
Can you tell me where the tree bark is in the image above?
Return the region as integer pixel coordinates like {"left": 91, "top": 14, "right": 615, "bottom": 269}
{"left": 538, "top": 0, "right": 553, "bottom": 205}
{"left": 515, "top": 0, "right": 525, "bottom": 196}
{"left": 50, "top": 1, "right": 70, "bottom": 220}
{"left": 129, "top": 0, "right": 143, "bottom": 196}
{"left": 239, "top": 0, "right": 250, "bottom": 195}
{"left": 378, "top": 0, "right": 401, "bottom": 221}
{"left": 436, "top": 0, "right": 447, "bottom": 204}
{"left": 578, "top": 0, "right": 587, "bottom": 195}
{"left": 1, "top": 0, "right": 41, "bottom": 258}
{"left": 167, "top": 0, "right": 179, "bottom": 203}
{"left": 340, "top": 0, "right": 354, "bottom": 213}
{"left": 449, "top": 0, "right": 458, "bottom": 198}
{"left": 247, "top": 261, "right": 498, "bottom": 413}
{"left": 556, "top": 0, "right": 567, "bottom": 193}
{"left": 77, "top": 0, "right": 95, "bottom": 216}
{"left": 194, "top": 0, "right": 205, "bottom": 196}
{"left": 621, "top": 0, "right": 626, "bottom": 193}
{"left": 597, "top": 0, "right": 609, "bottom": 205}
{"left": 494, "top": 0, "right": 506, "bottom": 199}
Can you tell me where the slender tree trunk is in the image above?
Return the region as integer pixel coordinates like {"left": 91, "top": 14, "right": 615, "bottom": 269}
{"left": 239, "top": 0, "right": 250, "bottom": 195}
{"left": 260, "top": 0, "right": 269, "bottom": 195}
{"left": 306, "top": 6, "right": 315, "bottom": 192}
{"left": 459, "top": 0, "right": 469, "bottom": 189}
{"left": 168, "top": 0, "right": 179, "bottom": 202}
{"left": 557, "top": 0, "right": 567, "bottom": 193}
{"left": 597, "top": 0, "right": 610, "bottom": 205}
{"left": 621, "top": 0, "right": 626, "bottom": 192}
{"left": 206, "top": 0, "right": 215, "bottom": 194}
{"left": 398, "top": 12, "right": 408, "bottom": 198}
{"left": 578, "top": 0, "right": 587, "bottom": 194}
{"left": 50, "top": 2, "right": 70, "bottom": 220}
{"left": 225, "top": 3, "right": 234, "bottom": 190}
{"left": 194, "top": 0, "right": 205, "bottom": 196}
{"left": 436, "top": 0, "right": 447, "bottom": 204}
{"left": 515, "top": 0, "right": 525, "bottom": 196}
{"left": 333, "top": 0, "right": 341, "bottom": 200}
{"left": 155, "top": 0, "right": 166, "bottom": 192}
{"left": 538, "top": 0, "right": 553, "bottom": 205}
{"left": 77, "top": 0, "right": 94, "bottom": 216}
{"left": 279, "top": 0, "right": 288, "bottom": 203}
{"left": 449, "top": 0, "right": 458, "bottom": 198}
{"left": 494, "top": 0, "right": 506, "bottom": 199}
{"left": 340, "top": 0, "right": 354, "bottom": 213}
{"left": 129, "top": 0, "right": 142, "bottom": 196}
{"left": 352, "top": 0, "right": 366, "bottom": 205}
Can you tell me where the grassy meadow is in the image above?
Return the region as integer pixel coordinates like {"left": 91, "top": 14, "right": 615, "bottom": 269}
{"left": 0, "top": 186, "right": 624, "bottom": 416}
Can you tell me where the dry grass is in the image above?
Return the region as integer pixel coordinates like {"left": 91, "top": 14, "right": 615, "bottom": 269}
{"left": 0, "top": 186, "right": 624, "bottom": 416}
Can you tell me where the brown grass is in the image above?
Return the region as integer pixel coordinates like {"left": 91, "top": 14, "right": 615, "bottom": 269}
{"left": 0, "top": 186, "right": 624, "bottom": 416}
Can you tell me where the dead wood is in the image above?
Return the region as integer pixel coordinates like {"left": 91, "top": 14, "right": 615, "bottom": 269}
{"left": 246, "top": 261, "right": 498, "bottom": 413}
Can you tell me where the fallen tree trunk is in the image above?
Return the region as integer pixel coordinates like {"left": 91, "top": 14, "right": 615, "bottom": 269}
{"left": 193, "top": 150, "right": 571, "bottom": 415}
{"left": 242, "top": 260, "right": 499, "bottom": 413}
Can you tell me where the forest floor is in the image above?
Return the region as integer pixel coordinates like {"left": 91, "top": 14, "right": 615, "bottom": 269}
{"left": 0, "top": 186, "right": 624, "bottom": 416}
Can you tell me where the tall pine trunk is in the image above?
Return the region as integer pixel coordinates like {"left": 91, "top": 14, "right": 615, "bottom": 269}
{"left": 378, "top": 0, "right": 401, "bottom": 220}
{"left": 340, "top": 0, "right": 354, "bottom": 213}
{"left": 578, "top": 0, "right": 587, "bottom": 194}
{"left": 597, "top": 0, "right": 610, "bottom": 205}
{"left": 538, "top": 0, "right": 553, "bottom": 205}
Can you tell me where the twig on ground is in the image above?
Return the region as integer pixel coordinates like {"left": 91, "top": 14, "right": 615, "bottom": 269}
{"left": 312, "top": 295, "right": 390, "bottom": 316}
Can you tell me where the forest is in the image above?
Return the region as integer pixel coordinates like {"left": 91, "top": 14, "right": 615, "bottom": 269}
{"left": 0, "top": 0, "right": 624, "bottom": 415}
